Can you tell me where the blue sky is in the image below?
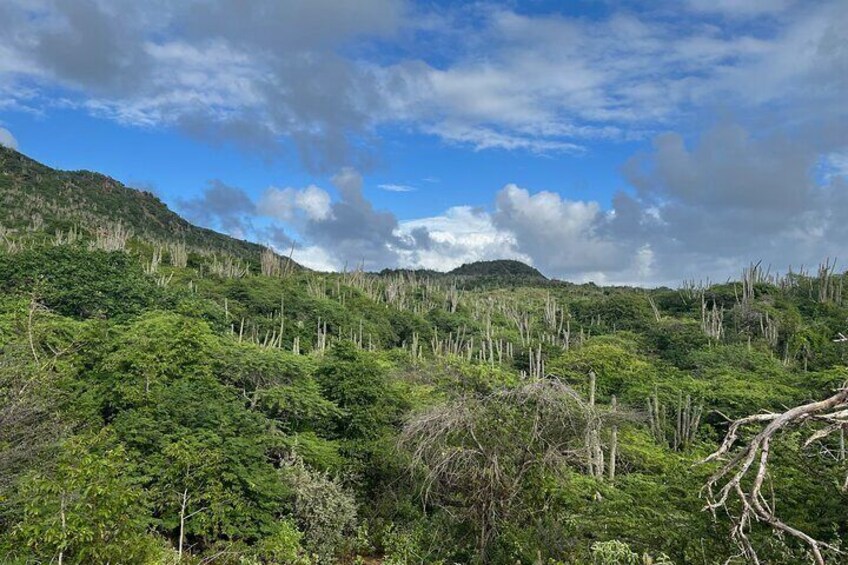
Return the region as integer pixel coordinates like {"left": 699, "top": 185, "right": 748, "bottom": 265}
{"left": 1, "top": 0, "right": 846, "bottom": 284}
{"left": 2, "top": 107, "right": 632, "bottom": 222}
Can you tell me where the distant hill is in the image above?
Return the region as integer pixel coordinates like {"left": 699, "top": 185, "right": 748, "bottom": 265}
{"left": 449, "top": 259, "right": 546, "bottom": 279}
{"left": 0, "top": 146, "right": 297, "bottom": 267}
{"left": 376, "top": 260, "right": 548, "bottom": 281}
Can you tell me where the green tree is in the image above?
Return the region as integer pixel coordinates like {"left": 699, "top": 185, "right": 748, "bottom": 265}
{"left": 5, "top": 432, "right": 163, "bottom": 564}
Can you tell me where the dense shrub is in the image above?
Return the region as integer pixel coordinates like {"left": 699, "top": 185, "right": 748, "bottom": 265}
{"left": 0, "top": 246, "right": 159, "bottom": 319}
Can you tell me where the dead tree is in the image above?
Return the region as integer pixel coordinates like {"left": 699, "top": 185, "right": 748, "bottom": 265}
{"left": 399, "top": 379, "right": 603, "bottom": 562}
{"left": 701, "top": 386, "right": 848, "bottom": 564}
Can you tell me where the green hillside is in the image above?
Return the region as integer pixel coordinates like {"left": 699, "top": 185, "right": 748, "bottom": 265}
{"left": 1, "top": 150, "right": 847, "bottom": 564}
{"left": 0, "top": 146, "right": 285, "bottom": 266}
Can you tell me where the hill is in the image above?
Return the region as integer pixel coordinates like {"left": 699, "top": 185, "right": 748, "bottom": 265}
{"left": 0, "top": 146, "right": 293, "bottom": 266}
{"left": 449, "top": 259, "right": 546, "bottom": 279}
{"left": 2, "top": 146, "right": 847, "bottom": 565}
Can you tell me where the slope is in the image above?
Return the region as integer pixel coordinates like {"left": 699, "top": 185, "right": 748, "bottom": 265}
{"left": 0, "top": 145, "right": 287, "bottom": 265}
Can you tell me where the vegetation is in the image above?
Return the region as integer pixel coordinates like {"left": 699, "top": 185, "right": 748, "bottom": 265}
{"left": 449, "top": 259, "right": 547, "bottom": 280}
{"left": 1, "top": 148, "right": 847, "bottom": 564}
{"left": 0, "top": 146, "right": 294, "bottom": 267}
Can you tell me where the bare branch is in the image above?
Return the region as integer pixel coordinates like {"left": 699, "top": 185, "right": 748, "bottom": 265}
{"left": 701, "top": 388, "right": 848, "bottom": 563}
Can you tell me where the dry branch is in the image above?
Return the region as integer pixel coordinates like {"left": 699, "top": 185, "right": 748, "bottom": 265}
{"left": 701, "top": 387, "right": 848, "bottom": 564}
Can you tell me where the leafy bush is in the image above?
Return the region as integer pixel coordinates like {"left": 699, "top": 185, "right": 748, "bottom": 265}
{"left": 281, "top": 457, "right": 358, "bottom": 564}
{"left": 3, "top": 432, "right": 165, "bottom": 565}
{"left": 254, "top": 519, "right": 310, "bottom": 564}
{"left": 0, "top": 246, "right": 160, "bottom": 319}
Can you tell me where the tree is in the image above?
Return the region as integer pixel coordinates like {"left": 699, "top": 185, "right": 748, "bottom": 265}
{"left": 158, "top": 435, "right": 226, "bottom": 560}
{"left": 6, "top": 432, "right": 162, "bottom": 564}
{"left": 316, "top": 342, "right": 407, "bottom": 440}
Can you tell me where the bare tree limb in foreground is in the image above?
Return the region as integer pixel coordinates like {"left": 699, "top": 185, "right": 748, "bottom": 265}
{"left": 701, "top": 387, "right": 848, "bottom": 564}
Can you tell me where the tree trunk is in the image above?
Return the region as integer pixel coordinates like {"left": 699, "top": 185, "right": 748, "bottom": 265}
{"left": 609, "top": 396, "right": 618, "bottom": 482}
{"left": 178, "top": 488, "right": 188, "bottom": 562}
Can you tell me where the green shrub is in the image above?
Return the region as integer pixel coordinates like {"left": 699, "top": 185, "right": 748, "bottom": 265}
{"left": 281, "top": 457, "right": 358, "bottom": 564}
{"left": 0, "top": 246, "right": 159, "bottom": 319}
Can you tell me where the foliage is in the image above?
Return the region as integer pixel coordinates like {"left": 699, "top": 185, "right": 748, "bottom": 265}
{"left": 3, "top": 432, "right": 164, "bottom": 564}
{"left": 253, "top": 519, "right": 311, "bottom": 564}
{"left": 2, "top": 153, "right": 848, "bottom": 563}
{"left": 282, "top": 457, "right": 359, "bottom": 564}
{"left": 0, "top": 246, "right": 160, "bottom": 319}
{"left": 449, "top": 259, "right": 547, "bottom": 279}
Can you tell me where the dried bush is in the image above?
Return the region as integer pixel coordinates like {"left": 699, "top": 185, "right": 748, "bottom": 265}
{"left": 399, "top": 379, "right": 615, "bottom": 561}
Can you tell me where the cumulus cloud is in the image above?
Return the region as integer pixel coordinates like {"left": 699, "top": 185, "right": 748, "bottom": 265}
{"left": 258, "top": 185, "right": 333, "bottom": 222}
{"left": 199, "top": 167, "right": 433, "bottom": 270}
{"left": 0, "top": 127, "right": 17, "bottom": 149}
{"left": 31, "top": 0, "right": 151, "bottom": 94}
{"left": 396, "top": 206, "right": 528, "bottom": 272}
{"left": 296, "top": 168, "right": 409, "bottom": 268}
{"left": 397, "top": 1, "right": 846, "bottom": 153}
{"left": 624, "top": 125, "right": 815, "bottom": 214}
{"left": 0, "top": 0, "right": 406, "bottom": 171}
{"left": 605, "top": 121, "right": 848, "bottom": 282}
{"left": 2, "top": 1, "right": 845, "bottom": 165}
{"left": 457, "top": 184, "right": 658, "bottom": 285}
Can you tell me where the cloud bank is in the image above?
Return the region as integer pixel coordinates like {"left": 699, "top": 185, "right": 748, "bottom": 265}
{"left": 3, "top": 1, "right": 845, "bottom": 165}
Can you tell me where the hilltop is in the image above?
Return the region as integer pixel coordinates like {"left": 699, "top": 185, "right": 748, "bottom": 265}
{"left": 376, "top": 259, "right": 548, "bottom": 281}
{"left": 449, "top": 259, "right": 546, "bottom": 279}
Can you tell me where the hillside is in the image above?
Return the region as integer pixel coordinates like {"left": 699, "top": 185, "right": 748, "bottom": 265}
{"left": 1, "top": 207, "right": 847, "bottom": 563}
{"left": 0, "top": 146, "right": 283, "bottom": 265}
{"left": 2, "top": 148, "right": 848, "bottom": 564}
{"left": 449, "top": 259, "right": 547, "bottom": 279}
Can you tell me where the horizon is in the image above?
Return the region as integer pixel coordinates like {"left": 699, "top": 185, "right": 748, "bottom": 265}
{"left": 1, "top": 0, "right": 846, "bottom": 286}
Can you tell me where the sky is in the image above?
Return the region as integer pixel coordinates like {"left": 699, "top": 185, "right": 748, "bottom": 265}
{"left": 0, "top": 0, "right": 846, "bottom": 286}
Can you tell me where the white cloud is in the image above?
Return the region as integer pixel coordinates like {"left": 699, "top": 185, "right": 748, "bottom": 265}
{"left": 424, "top": 122, "right": 584, "bottom": 153}
{"left": 290, "top": 244, "right": 341, "bottom": 272}
{"left": 0, "top": 1, "right": 844, "bottom": 164}
{"left": 258, "top": 185, "right": 333, "bottom": 222}
{"left": 393, "top": 2, "right": 846, "bottom": 155}
{"left": 493, "top": 184, "right": 626, "bottom": 276}
{"left": 0, "top": 127, "right": 17, "bottom": 149}
{"left": 607, "top": 122, "right": 848, "bottom": 284}
{"left": 378, "top": 183, "right": 416, "bottom": 192}
{"left": 396, "top": 205, "right": 528, "bottom": 272}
